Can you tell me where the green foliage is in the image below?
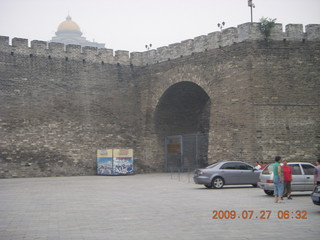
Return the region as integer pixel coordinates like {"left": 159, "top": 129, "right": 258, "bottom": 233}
{"left": 259, "top": 17, "right": 277, "bottom": 39}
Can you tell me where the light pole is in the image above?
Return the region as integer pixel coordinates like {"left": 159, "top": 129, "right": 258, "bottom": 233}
{"left": 248, "top": 0, "right": 255, "bottom": 23}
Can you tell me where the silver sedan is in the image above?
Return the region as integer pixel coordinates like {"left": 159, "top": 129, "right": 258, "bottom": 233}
{"left": 258, "top": 162, "right": 315, "bottom": 195}
{"left": 193, "top": 161, "right": 261, "bottom": 189}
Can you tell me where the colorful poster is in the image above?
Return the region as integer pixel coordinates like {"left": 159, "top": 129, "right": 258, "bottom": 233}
{"left": 97, "top": 149, "right": 113, "bottom": 175}
{"left": 113, "top": 149, "right": 134, "bottom": 175}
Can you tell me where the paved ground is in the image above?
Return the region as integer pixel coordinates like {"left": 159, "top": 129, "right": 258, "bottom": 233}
{"left": 0, "top": 173, "right": 319, "bottom": 240}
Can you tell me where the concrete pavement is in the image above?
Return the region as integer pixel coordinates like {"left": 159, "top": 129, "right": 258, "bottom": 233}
{"left": 0, "top": 173, "right": 319, "bottom": 240}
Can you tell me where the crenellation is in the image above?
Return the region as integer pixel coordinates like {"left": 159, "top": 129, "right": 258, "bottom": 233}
{"left": 65, "top": 44, "right": 82, "bottom": 60}
{"left": 180, "top": 39, "right": 194, "bottom": 56}
{"left": 167, "top": 42, "right": 181, "bottom": 60}
{"left": 237, "top": 23, "right": 263, "bottom": 42}
{"left": 220, "top": 27, "right": 238, "bottom": 47}
{"left": 31, "top": 40, "right": 47, "bottom": 49}
{"left": 285, "top": 24, "right": 304, "bottom": 40}
{"left": 12, "top": 37, "right": 28, "bottom": 48}
{"left": 193, "top": 35, "right": 208, "bottom": 53}
{"left": 306, "top": 24, "right": 320, "bottom": 40}
{"left": 130, "top": 52, "right": 144, "bottom": 65}
{"left": 0, "top": 36, "right": 10, "bottom": 48}
{"left": 30, "top": 40, "right": 48, "bottom": 55}
{"left": 0, "top": 23, "right": 320, "bottom": 66}
{"left": 115, "top": 50, "right": 129, "bottom": 64}
{"left": 269, "top": 23, "right": 284, "bottom": 41}
{"left": 143, "top": 49, "right": 157, "bottom": 65}
{"left": 30, "top": 40, "right": 47, "bottom": 55}
{"left": 48, "top": 42, "right": 65, "bottom": 58}
{"left": 98, "top": 48, "right": 115, "bottom": 64}
{"left": 206, "top": 31, "right": 221, "bottom": 50}
{"left": 82, "top": 46, "right": 98, "bottom": 61}
{"left": 156, "top": 46, "right": 170, "bottom": 63}
{"left": 12, "top": 38, "right": 28, "bottom": 54}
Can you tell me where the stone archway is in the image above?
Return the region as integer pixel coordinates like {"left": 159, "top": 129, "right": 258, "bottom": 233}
{"left": 154, "top": 81, "right": 211, "bottom": 170}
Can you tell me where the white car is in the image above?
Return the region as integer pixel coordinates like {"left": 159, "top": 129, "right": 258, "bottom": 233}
{"left": 258, "top": 162, "right": 315, "bottom": 195}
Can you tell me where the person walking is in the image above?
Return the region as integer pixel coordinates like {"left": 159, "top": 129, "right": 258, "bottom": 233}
{"left": 273, "top": 156, "right": 283, "bottom": 203}
{"left": 282, "top": 160, "right": 293, "bottom": 199}
{"left": 314, "top": 159, "right": 320, "bottom": 186}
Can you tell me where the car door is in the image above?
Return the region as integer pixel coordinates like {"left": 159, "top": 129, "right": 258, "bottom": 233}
{"left": 237, "top": 162, "right": 257, "bottom": 184}
{"left": 219, "top": 162, "right": 242, "bottom": 184}
{"left": 289, "top": 164, "right": 305, "bottom": 191}
{"left": 301, "top": 164, "right": 315, "bottom": 191}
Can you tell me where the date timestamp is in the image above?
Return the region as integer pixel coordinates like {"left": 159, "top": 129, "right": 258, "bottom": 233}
{"left": 212, "top": 210, "right": 308, "bottom": 220}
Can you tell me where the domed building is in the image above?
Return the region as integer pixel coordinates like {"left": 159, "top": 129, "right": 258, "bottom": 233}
{"left": 50, "top": 15, "right": 105, "bottom": 48}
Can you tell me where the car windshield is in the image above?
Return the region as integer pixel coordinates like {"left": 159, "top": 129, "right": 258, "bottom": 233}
{"left": 262, "top": 164, "right": 273, "bottom": 175}
{"left": 206, "top": 163, "right": 219, "bottom": 169}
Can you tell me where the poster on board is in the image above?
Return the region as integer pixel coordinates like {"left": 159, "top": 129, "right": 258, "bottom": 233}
{"left": 97, "top": 149, "right": 113, "bottom": 175}
{"left": 113, "top": 149, "right": 134, "bottom": 175}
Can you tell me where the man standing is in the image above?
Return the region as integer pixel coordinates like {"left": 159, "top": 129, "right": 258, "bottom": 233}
{"left": 314, "top": 159, "right": 320, "bottom": 186}
{"left": 254, "top": 161, "right": 261, "bottom": 170}
{"left": 282, "top": 160, "right": 292, "bottom": 199}
{"left": 273, "top": 156, "right": 283, "bottom": 203}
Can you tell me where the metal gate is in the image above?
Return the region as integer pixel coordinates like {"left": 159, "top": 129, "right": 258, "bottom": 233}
{"left": 165, "top": 133, "right": 208, "bottom": 172}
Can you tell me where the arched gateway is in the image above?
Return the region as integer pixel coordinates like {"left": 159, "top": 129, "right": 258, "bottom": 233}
{"left": 154, "top": 81, "right": 210, "bottom": 171}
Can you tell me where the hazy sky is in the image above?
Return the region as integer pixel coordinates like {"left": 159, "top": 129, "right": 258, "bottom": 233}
{"left": 0, "top": 0, "right": 319, "bottom": 52}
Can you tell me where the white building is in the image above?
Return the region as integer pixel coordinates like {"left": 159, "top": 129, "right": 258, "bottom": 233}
{"left": 50, "top": 15, "right": 105, "bottom": 48}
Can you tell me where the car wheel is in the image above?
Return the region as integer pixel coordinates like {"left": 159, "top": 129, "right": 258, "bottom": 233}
{"left": 264, "top": 190, "right": 274, "bottom": 196}
{"left": 204, "top": 185, "right": 212, "bottom": 189}
{"left": 212, "top": 177, "right": 224, "bottom": 189}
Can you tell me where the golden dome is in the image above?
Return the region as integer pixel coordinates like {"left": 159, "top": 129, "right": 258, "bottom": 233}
{"left": 57, "top": 15, "right": 81, "bottom": 32}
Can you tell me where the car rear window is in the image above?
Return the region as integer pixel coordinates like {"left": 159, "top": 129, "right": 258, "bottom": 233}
{"left": 262, "top": 164, "right": 273, "bottom": 175}
{"left": 206, "top": 163, "right": 219, "bottom": 169}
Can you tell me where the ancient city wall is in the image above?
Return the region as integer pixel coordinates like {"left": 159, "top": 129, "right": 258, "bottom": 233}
{"left": 0, "top": 22, "right": 320, "bottom": 178}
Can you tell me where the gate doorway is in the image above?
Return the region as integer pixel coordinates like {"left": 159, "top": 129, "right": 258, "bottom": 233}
{"left": 165, "top": 133, "right": 208, "bottom": 172}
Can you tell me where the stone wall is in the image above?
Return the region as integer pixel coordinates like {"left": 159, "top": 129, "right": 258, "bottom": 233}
{"left": 0, "top": 22, "right": 319, "bottom": 178}
{"left": 133, "top": 39, "right": 319, "bottom": 169}
{"left": 0, "top": 52, "right": 141, "bottom": 177}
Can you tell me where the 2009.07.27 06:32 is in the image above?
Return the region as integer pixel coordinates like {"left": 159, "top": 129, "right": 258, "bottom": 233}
{"left": 211, "top": 210, "right": 308, "bottom": 220}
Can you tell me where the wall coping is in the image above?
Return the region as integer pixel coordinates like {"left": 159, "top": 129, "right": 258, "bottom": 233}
{"left": 0, "top": 22, "right": 319, "bottom": 66}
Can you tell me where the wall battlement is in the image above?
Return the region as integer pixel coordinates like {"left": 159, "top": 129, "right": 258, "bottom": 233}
{"left": 0, "top": 22, "right": 319, "bottom": 66}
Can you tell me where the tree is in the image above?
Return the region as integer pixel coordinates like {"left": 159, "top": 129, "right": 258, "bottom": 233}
{"left": 259, "top": 17, "right": 277, "bottom": 40}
